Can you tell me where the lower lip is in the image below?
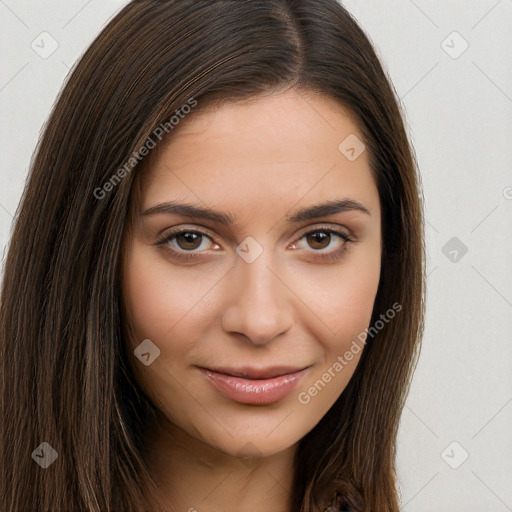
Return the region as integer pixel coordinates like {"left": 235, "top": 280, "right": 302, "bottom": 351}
{"left": 200, "top": 368, "right": 307, "bottom": 405}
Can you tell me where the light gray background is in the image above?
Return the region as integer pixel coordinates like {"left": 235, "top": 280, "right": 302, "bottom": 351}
{"left": 1, "top": 1, "right": 511, "bottom": 510}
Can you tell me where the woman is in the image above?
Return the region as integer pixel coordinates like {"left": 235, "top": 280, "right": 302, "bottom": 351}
{"left": 0, "top": 1, "right": 425, "bottom": 511}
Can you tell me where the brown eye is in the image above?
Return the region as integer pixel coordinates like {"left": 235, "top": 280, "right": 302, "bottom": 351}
{"left": 156, "top": 229, "right": 215, "bottom": 254}
{"left": 292, "top": 228, "right": 352, "bottom": 263}
{"left": 306, "top": 231, "right": 332, "bottom": 250}
{"left": 175, "top": 232, "right": 203, "bottom": 250}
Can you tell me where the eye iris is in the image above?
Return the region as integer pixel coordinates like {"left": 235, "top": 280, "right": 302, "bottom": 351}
{"left": 307, "top": 231, "right": 330, "bottom": 250}
{"left": 172, "top": 231, "right": 336, "bottom": 251}
{"left": 176, "top": 232, "right": 202, "bottom": 250}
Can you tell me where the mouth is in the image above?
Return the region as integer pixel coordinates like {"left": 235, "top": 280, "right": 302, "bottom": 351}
{"left": 202, "top": 366, "right": 309, "bottom": 380}
{"left": 198, "top": 365, "right": 310, "bottom": 405}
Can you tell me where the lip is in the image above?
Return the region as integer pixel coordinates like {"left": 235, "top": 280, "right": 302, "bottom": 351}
{"left": 199, "top": 366, "right": 309, "bottom": 405}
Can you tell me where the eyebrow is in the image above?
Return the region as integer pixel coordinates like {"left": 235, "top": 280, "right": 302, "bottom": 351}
{"left": 141, "top": 198, "right": 371, "bottom": 224}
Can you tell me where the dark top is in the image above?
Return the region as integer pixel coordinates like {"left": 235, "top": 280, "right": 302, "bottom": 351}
{"left": 324, "top": 492, "right": 352, "bottom": 512}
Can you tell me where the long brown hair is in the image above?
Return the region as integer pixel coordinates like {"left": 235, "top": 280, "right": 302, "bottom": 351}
{"left": 0, "top": 1, "right": 425, "bottom": 511}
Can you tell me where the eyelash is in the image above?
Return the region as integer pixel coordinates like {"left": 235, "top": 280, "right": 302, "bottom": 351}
{"left": 154, "top": 225, "right": 353, "bottom": 263}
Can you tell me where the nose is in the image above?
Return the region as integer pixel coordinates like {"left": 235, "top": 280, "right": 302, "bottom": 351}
{"left": 220, "top": 249, "right": 294, "bottom": 346}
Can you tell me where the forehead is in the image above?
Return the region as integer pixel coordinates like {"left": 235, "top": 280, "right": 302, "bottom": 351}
{"left": 168, "top": 89, "right": 362, "bottom": 152}
{"left": 140, "top": 89, "right": 378, "bottom": 220}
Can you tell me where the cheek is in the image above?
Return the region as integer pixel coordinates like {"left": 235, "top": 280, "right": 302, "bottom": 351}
{"left": 292, "top": 244, "right": 381, "bottom": 342}
{"left": 121, "top": 244, "right": 217, "bottom": 408}
{"left": 295, "top": 269, "right": 378, "bottom": 411}
{"left": 122, "top": 243, "right": 217, "bottom": 348}
{"left": 292, "top": 243, "right": 381, "bottom": 409}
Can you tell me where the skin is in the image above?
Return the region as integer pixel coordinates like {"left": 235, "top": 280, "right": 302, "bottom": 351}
{"left": 122, "top": 88, "right": 382, "bottom": 512}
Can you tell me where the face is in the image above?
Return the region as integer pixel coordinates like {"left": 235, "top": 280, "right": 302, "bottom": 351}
{"left": 122, "top": 88, "right": 381, "bottom": 460}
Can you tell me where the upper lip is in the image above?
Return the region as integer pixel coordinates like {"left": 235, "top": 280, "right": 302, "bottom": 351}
{"left": 199, "top": 365, "right": 309, "bottom": 380}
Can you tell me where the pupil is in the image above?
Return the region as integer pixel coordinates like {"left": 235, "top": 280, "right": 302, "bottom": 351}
{"left": 177, "top": 232, "right": 201, "bottom": 250}
{"left": 307, "top": 232, "right": 330, "bottom": 249}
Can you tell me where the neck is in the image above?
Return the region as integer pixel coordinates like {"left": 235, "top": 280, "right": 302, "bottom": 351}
{"left": 142, "top": 417, "right": 297, "bottom": 512}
